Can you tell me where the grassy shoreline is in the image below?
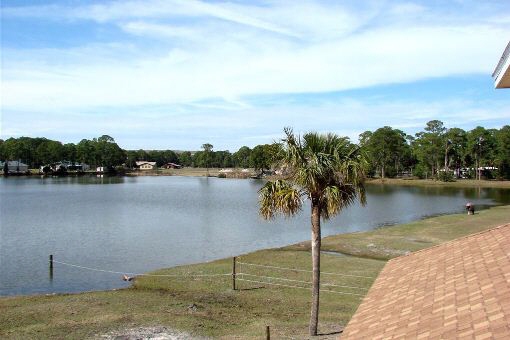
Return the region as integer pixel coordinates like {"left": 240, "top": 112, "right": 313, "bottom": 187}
{"left": 365, "top": 177, "right": 510, "bottom": 188}
{"left": 1, "top": 205, "right": 509, "bottom": 339}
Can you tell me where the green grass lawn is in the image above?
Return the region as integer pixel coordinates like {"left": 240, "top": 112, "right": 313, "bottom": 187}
{"left": 1, "top": 205, "right": 509, "bottom": 339}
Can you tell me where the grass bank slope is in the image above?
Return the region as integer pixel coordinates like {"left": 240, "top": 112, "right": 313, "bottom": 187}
{"left": 1, "top": 206, "right": 509, "bottom": 339}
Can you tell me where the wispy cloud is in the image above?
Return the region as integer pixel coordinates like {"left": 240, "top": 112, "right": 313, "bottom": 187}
{"left": 3, "top": 22, "right": 507, "bottom": 111}
{"left": 1, "top": 0, "right": 509, "bottom": 148}
{"left": 3, "top": 93, "right": 508, "bottom": 150}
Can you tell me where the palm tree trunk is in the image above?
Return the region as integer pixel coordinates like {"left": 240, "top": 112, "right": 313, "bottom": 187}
{"left": 309, "top": 202, "right": 321, "bottom": 336}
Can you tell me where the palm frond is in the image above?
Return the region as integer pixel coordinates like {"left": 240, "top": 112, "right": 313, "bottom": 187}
{"left": 258, "top": 179, "right": 303, "bottom": 220}
{"left": 319, "top": 184, "right": 359, "bottom": 219}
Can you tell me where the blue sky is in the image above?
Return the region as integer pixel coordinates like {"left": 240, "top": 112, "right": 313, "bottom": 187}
{"left": 1, "top": 0, "right": 509, "bottom": 151}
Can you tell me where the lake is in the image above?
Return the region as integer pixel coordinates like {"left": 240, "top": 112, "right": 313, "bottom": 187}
{"left": 1, "top": 176, "right": 509, "bottom": 296}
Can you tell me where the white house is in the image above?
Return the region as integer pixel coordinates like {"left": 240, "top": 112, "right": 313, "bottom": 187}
{"left": 40, "top": 162, "right": 90, "bottom": 174}
{"left": 493, "top": 41, "right": 510, "bottom": 88}
{"left": 136, "top": 161, "right": 157, "bottom": 170}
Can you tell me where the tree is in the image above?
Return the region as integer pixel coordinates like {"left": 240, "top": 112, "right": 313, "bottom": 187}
{"left": 161, "top": 150, "right": 178, "bottom": 165}
{"left": 178, "top": 151, "right": 193, "bottom": 167}
{"left": 361, "top": 127, "right": 409, "bottom": 178}
{"left": 91, "top": 135, "right": 126, "bottom": 168}
{"left": 63, "top": 143, "right": 77, "bottom": 163}
{"left": 467, "top": 127, "right": 497, "bottom": 180}
{"left": 126, "top": 150, "right": 138, "bottom": 168}
{"left": 101, "top": 141, "right": 125, "bottom": 168}
{"left": 213, "top": 150, "right": 233, "bottom": 168}
{"left": 3, "top": 137, "right": 34, "bottom": 166}
{"left": 35, "top": 140, "right": 64, "bottom": 165}
{"left": 202, "top": 143, "right": 213, "bottom": 175}
{"left": 0, "top": 139, "right": 5, "bottom": 161}
{"left": 77, "top": 139, "right": 96, "bottom": 166}
{"left": 136, "top": 149, "right": 149, "bottom": 162}
{"left": 444, "top": 128, "right": 467, "bottom": 177}
{"left": 496, "top": 125, "right": 510, "bottom": 179}
{"left": 413, "top": 120, "right": 447, "bottom": 178}
{"left": 258, "top": 128, "right": 367, "bottom": 336}
{"left": 232, "top": 146, "right": 252, "bottom": 168}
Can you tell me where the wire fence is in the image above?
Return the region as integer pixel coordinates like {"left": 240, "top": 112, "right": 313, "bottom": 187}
{"left": 49, "top": 256, "right": 374, "bottom": 298}
{"left": 235, "top": 258, "right": 374, "bottom": 298}
{"left": 237, "top": 261, "right": 375, "bottom": 279}
{"left": 51, "top": 259, "right": 231, "bottom": 279}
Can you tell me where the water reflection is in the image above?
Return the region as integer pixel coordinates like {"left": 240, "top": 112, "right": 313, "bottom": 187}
{"left": 366, "top": 183, "right": 510, "bottom": 204}
{"left": 21, "top": 175, "right": 128, "bottom": 185}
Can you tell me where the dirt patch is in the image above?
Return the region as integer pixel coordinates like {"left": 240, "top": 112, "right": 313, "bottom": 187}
{"left": 96, "top": 326, "right": 210, "bottom": 340}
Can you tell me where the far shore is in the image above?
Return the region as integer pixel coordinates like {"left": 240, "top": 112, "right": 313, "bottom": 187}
{"left": 7, "top": 167, "right": 510, "bottom": 188}
{"left": 1, "top": 204, "right": 509, "bottom": 339}
{"left": 127, "top": 168, "right": 510, "bottom": 188}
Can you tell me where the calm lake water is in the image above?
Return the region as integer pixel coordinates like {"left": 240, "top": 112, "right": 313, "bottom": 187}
{"left": 1, "top": 176, "right": 509, "bottom": 296}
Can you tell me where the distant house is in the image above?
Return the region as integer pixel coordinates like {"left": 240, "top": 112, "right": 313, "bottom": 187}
{"left": 136, "top": 161, "right": 157, "bottom": 170}
{"left": 1, "top": 160, "right": 29, "bottom": 174}
{"left": 493, "top": 41, "right": 510, "bottom": 88}
{"left": 342, "top": 223, "right": 510, "bottom": 339}
{"left": 67, "top": 162, "right": 90, "bottom": 171}
{"left": 162, "top": 162, "right": 182, "bottom": 169}
{"left": 40, "top": 161, "right": 90, "bottom": 174}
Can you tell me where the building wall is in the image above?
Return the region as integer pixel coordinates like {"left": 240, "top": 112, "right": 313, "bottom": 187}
{"left": 140, "top": 164, "right": 155, "bottom": 170}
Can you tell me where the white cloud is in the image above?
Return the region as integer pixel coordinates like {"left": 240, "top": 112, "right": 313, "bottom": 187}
{"left": 3, "top": 20, "right": 508, "bottom": 112}
{"left": 121, "top": 22, "right": 197, "bottom": 39}
{"left": 1, "top": 0, "right": 510, "bottom": 148}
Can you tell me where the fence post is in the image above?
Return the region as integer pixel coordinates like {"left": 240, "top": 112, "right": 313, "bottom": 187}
{"left": 266, "top": 325, "right": 270, "bottom": 340}
{"left": 49, "top": 254, "right": 54, "bottom": 280}
{"left": 232, "top": 256, "right": 237, "bottom": 290}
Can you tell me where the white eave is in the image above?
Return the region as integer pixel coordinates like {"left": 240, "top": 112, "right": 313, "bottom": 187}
{"left": 493, "top": 41, "right": 510, "bottom": 89}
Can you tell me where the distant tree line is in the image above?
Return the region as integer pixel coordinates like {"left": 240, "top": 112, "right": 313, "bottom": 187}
{"left": 0, "top": 135, "right": 280, "bottom": 172}
{"left": 0, "top": 135, "right": 125, "bottom": 169}
{"left": 360, "top": 121, "right": 510, "bottom": 180}
{"left": 127, "top": 143, "right": 280, "bottom": 171}
{"left": 1, "top": 121, "right": 509, "bottom": 179}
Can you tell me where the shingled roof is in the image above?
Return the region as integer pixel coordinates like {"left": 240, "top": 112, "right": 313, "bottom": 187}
{"left": 341, "top": 224, "right": 510, "bottom": 339}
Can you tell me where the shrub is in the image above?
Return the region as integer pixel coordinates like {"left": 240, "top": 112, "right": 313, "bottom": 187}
{"left": 412, "top": 164, "right": 429, "bottom": 179}
{"left": 436, "top": 171, "right": 455, "bottom": 182}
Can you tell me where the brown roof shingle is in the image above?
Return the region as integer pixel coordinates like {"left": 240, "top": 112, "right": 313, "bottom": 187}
{"left": 341, "top": 224, "right": 510, "bottom": 339}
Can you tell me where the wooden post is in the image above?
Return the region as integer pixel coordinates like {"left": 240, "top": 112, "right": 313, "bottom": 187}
{"left": 49, "top": 255, "right": 54, "bottom": 280}
{"left": 266, "top": 325, "right": 270, "bottom": 340}
{"left": 232, "top": 256, "right": 237, "bottom": 290}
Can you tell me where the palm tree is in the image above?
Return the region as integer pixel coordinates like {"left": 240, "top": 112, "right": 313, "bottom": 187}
{"left": 202, "top": 143, "right": 213, "bottom": 176}
{"left": 259, "top": 127, "right": 367, "bottom": 336}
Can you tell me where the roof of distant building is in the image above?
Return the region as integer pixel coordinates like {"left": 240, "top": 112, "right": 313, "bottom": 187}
{"left": 135, "top": 161, "right": 157, "bottom": 166}
{"left": 1, "top": 160, "right": 28, "bottom": 166}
